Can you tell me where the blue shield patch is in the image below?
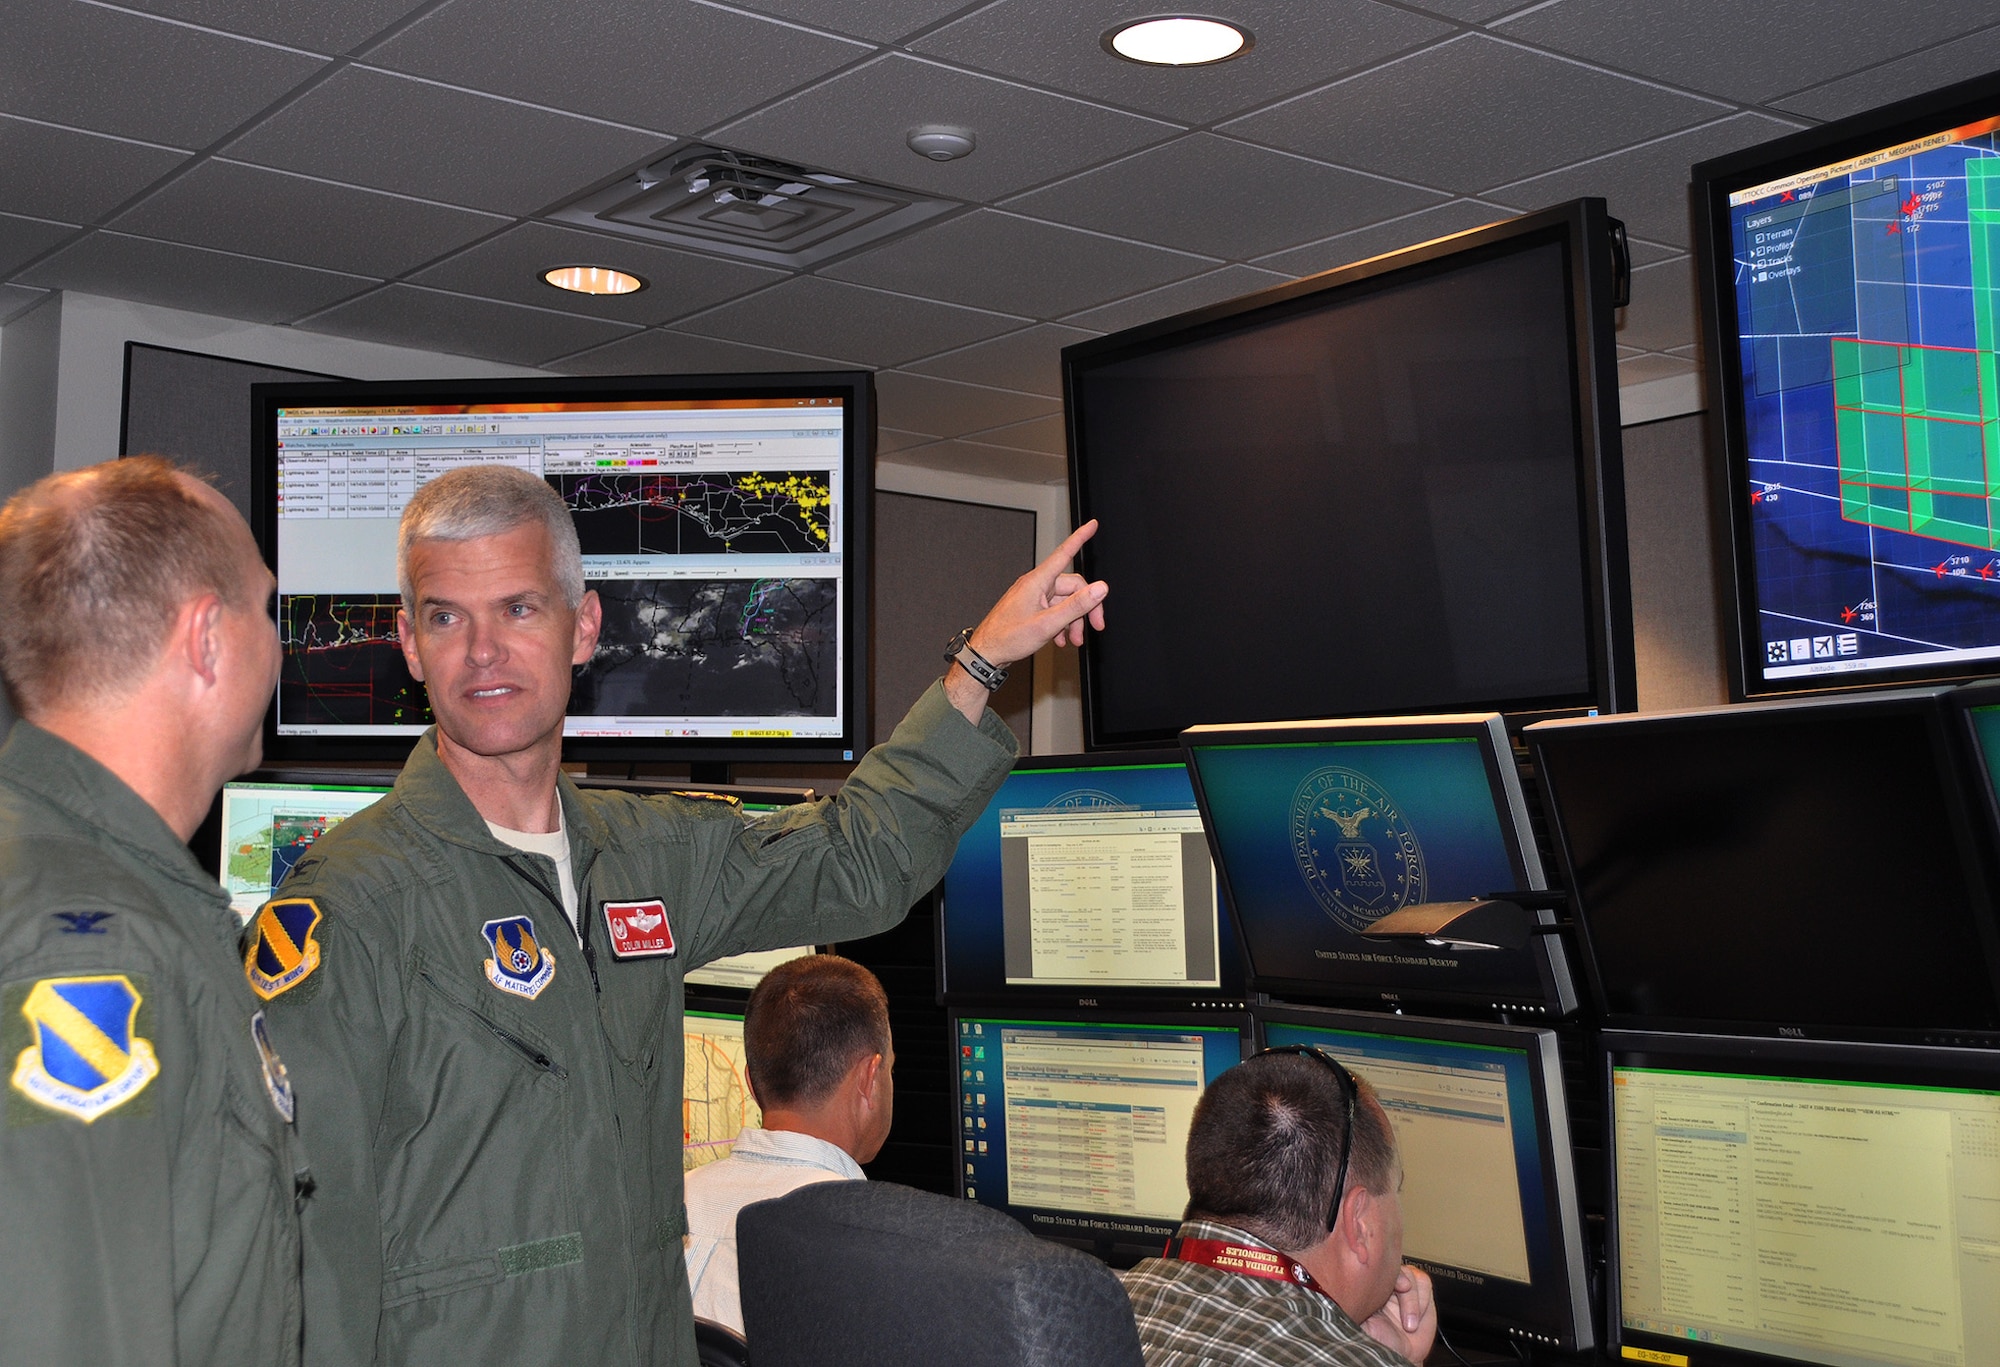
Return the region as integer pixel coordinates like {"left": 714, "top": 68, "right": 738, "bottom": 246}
{"left": 10, "top": 974, "right": 159, "bottom": 1122}
{"left": 245, "top": 897, "right": 323, "bottom": 1001}
{"left": 481, "top": 917, "right": 556, "bottom": 1000}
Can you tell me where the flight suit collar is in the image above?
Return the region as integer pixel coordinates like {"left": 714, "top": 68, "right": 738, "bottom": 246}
{"left": 0, "top": 718, "right": 228, "bottom": 905}
{"left": 394, "top": 728, "right": 612, "bottom": 862}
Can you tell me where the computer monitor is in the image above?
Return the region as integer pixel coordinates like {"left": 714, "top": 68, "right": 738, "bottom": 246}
{"left": 217, "top": 775, "right": 392, "bottom": 919}
{"left": 251, "top": 371, "right": 872, "bottom": 766}
{"left": 684, "top": 1003, "right": 762, "bottom": 1172}
{"left": 1256, "top": 1006, "right": 1593, "bottom": 1354}
{"left": 937, "top": 752, "right": 1243, "bottom": 1006}
{"left": 1606, "top": 1030, "right": 2000, "bottom": 1367}
{"left": 1529, "top": 689, "right": 2000, "bottom": 1043}
{"left": 951, "top": 1010, "right": 1250, "bottom": 1262}
{"left": 1182, "top": 714, "right": 1573, "bottom": 1014}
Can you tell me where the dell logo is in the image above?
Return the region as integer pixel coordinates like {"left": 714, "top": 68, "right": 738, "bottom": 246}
{"left": 1779, "top": 1026, "right": 1805, "bottom": 1038}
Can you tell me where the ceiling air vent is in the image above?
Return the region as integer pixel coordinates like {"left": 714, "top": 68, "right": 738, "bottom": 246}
{"left": 551, "top": 145, "right": 957, "bottom": 268}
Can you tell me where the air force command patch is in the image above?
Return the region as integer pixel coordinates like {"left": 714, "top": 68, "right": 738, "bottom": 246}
{"left": 245, "top": 897, "right": 323, "bottom": 1001}
{"left": 249, "top": 1010, "right": 295, "bottom": 1123}
{"left": 482, "top": 917, "right": 555, "bottom": 1000}
{"left": 10, "top": 975, "right": 159, "bottom": 1123}
{"left": 601, "top": 899, "right": 674, "bottom": 960}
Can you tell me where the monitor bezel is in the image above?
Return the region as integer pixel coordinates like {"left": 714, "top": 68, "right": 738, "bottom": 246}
{"left": 1062, "top": 197, "right": 1635, "bottom": 748}
{"left": 935, "top": 749, "right": 1249, "bottom": 1010}
{"left": 1693, "top": 69, "right": 2000, "bottom": 702}
{"left": 1254, "top": 1004, "right": 1594, "bottom": 1354}
{"left": 1529, "top": 687, "right": 2000, "bottom": 1045}
{"left": 1181, "top": 713, "right": 1578, "bottom": 1015}
{"left": 249, "top": 370, "right": 875, "bottom": 765}
{"left": 1602, "top": 1029, "right": 2000, "bottom": 1367}
{"left": 946, "top": 1006, "right": 1253, "bottom": 1263}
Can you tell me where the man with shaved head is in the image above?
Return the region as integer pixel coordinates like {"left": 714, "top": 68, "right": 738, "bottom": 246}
{"left": 0, "top": 456, "right": 303, "bottom": 1366}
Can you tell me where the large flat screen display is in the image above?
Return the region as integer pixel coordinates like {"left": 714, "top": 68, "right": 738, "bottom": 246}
{"left": 1063, "top": 200, "right": 1632, "bottom": 746}
{"left": 1696, "top": 72, "right": 2000, "bottom": 698}
{"left": 1529, "top": 689, "right": 2000, "bottom": 1042}
{"left": 252, "top": 373, "right": 871, "bottom": 763}
{"left": 1607, "top": 1032, "right": 2000, "bottom": 1367}
{"left": 1258, "top": 1008, "right": 1592, "bottom": 1353}
{"left": 1184, "top": 715, "right": 1572, "bottom": 1014}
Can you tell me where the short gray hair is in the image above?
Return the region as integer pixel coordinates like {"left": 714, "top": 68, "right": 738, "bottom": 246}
{"left": 398, "top": 466, "right": 584, "bottom": 611}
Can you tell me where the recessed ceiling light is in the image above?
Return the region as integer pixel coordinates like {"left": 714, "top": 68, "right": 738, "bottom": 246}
{"left": 1103, "top": 16, "right": 1252, "bottom": 66}
{"left": 541, "top": 264, "right": 645, "bottom": 296}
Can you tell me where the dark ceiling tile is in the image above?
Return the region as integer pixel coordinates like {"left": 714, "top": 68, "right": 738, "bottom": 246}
{"left": 0, "top": 212, "right": 79, "bottom": 276}
{"left": 875, "top": 370, "right": 1057, "bottom": 438}
{"left": 1618, "top": 352, "right": 1699, "bottom": 386}
{"left": 1774, "top": 25, "right": 2000, "bottom": 122}
{"left": 0, "top": 115, "right": 189, "bottom": 223}
{"left": 905, "top": 323, "right": 1101, "bottom": 397}
{"left": 822, "top": 210, "right": 1213, "bottom": 317}
{"left": 968, "top": 412, "right": 1065, "bottom": 455}
{"left": 0, "top": 285, "right": 50, "bottom": 326}
{"left": 300, "top": 283, "right": 639, "bottom": 366}
{"left": 883, "top": 437, "right": 1066, "bottom": 484}
{"left": 0, "top": 0, "right": 323, "bottom": 147}
{"left": 676, "top": 275, "right": 1026, "bottom": 368}
{"left": 1061, "top": 263, "right": 1290, "bottom": 333}
{"left": 18, "top": 232, "right": 375, "bottom": 325}
{"left": 372, "top": 0, "right": 868, "bottom": 133}
{"left": 1222, "top": 34, "right": 1726, "bottom": 193}
{"left": 226, "top": 67, "right": 669, "bottom": 215}
{"left": 548, "top": 328, "right": 848, "bottom": 376}
{"left": 1253, "top": 199, "right": 1514, "bottom": 275}
{"left": 712, "top": 54, "right": 1178, "bottom": 204}
{"left": 1003, "top": 134, "right": 1444, "bottom": 260}
{"left": 1399, "top": 0, "right": 1534, "bottom": 20}
{"left": 410, "top": 222, "right": 787, "bottom": 325}
{"left": 722, "top": 0, "right": 971, "bottom": 42}
{"left": 912, "top": 0, "right": 1451, "bottom": 125}
{"left": 1487, "top": 113, "right": 1809, "bottom": 248}
{"left": 1496, "top": 0, "right": 1992, "bottom": 105}
{"left": 876, "top": 427, "right": 935, "bottom": 454}
{"left": 111, "top": 0, "right": 433, "bottom": 53}
{"left": 110, "top": 160, "right": 508, "bottom": 278}
{"left": 1616, "top": 255, "right": 1696, "bottom": 354}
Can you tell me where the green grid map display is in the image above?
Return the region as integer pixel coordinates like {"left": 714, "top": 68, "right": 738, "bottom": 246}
{"left": 1731, "top": 117, "right": 2000, "bottom": 683}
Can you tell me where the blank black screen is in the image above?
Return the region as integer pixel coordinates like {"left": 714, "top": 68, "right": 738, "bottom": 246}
{"left": 1534, "top": 705, "right": 2000, "bottom": 1032}
{"left": 1071, "top": 239, "right": 1592, "bottom": 742}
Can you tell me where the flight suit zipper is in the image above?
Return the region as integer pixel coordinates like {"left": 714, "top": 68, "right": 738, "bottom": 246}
{"left": 416, "top": 969, "right": 568, "bottom": 1078}
{"left": 501, "top": 857, "right": 600, "bottom": 994}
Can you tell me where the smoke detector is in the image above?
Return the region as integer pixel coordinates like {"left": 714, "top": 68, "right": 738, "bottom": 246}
{"left": 908, "top": 127, "right": 976, "bottom": 162}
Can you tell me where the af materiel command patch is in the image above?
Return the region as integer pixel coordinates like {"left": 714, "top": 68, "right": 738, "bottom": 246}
{"left": 246, "top": 897, "right": 323, "bottom": 1001}
{"left": 8, "top": 974, "right": 159, "bottom": 1123}
{"left": 481, "top": 916, "right": 556, "bottom": 1000}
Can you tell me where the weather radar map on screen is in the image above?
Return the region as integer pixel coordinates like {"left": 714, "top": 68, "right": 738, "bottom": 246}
{"left": 1731, "top": 115, "right": 2000, "bottom": 682}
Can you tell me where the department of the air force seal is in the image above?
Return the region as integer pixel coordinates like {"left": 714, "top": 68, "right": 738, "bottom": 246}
{"left": 1289, "top": 767, "right": 1427, "bottom": 934}
{"left": 481, "top": 916, "right": 556, "bottom": 1000}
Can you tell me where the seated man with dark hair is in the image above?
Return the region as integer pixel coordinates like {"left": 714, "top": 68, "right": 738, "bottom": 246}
{"left": 683, "top": 954, "right": 895, "bottom": 1335}
{"left": 1122, "top": 1050, "right": 1437, "bottom": 1367}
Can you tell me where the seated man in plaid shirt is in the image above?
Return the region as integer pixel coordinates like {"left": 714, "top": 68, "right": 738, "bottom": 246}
{"left": 1120, "top": 1050, "right": 1437, "bottom": 1367}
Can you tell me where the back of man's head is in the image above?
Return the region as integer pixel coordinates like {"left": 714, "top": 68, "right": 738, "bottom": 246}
{"left": 744, "top": 954, "right": 890, "bottom": 1112}
{"left": 1184, "top": 1052, "right": 1397, "bottom": 1254}
{"left": 397, "top": 464, "right": 584, "bottom": 612}
{"left": 0, "top": 456, "right": 248, "bottom": 718}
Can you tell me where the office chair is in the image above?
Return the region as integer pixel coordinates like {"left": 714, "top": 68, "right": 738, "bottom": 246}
{"left": 694, "top": 1316, "right": 749, "bottom": 1367}
{"left": 738, "top": 1180, "right": 1144, "bottom": 1367}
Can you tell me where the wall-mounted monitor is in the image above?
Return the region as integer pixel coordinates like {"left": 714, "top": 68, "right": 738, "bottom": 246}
{"left": 1183, "top": 714, "right": 1572, "bottom": 1015}
{"left": 1605, "top": 1030, "right": 2000, "bottom": 1367}
{"left": 1063, "top": 198, "right": 1633, "bottom": 747}
{"left": 250, "top": 372, "right": 872, "bottom": 765}
{"left": 1695, "top": 71, "right": 2000, "bottom": 699}
{"left": 951, "top": 1010, "right": 1250, "bottom": 1264}
{"left": 937, "top": 752, "right": 1243, "bottom": 1007}
{"left": 1257, "top": 1007, "right": 1593, "bottom": 1355}
{"left": 1529, "top": 689, "right": 2000, "bottom": 1044}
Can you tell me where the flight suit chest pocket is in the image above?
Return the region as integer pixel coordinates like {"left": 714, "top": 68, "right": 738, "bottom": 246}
{"left": 586, "top": 886, "right": 675, "bottom": 1072}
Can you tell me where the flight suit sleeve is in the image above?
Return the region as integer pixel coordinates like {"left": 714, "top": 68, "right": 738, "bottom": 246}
{"left": 681, "top": 679, "right": 1017, "bottom": 964}
{"left": 252, "top": 879, "right": 398, "bottom": 1367}
{"left": 0, "top": 936, "right": 188, "bottom": 1367}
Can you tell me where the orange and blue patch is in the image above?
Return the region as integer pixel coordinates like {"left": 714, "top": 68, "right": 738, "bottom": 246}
{"left": 10, "top": 974, "right": 159, "bottom": 1122}
{"left": 245, "top": 897, "right": 323, "bottom": 1001}
{"left": 481, "top": 916, "right": 555, "bottom": 1000}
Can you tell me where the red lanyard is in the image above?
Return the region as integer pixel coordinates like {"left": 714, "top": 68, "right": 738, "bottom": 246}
{"left": 1168, "top": 1235, "right": 1333, "bottom": 1301}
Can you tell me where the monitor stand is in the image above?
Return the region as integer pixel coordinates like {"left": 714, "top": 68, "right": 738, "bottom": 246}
{"left": 688, "top": 762, "right": 731, "bottom": 788}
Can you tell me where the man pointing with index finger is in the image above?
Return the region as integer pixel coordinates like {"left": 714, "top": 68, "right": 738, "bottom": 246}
{"left": 253, "top": 464, "right": 1106, "bottom": 1367}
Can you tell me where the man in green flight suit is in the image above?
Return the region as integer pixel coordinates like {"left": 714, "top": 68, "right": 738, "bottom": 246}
{"left": 256, "top": 465, "right": 1107, "bottom": 1366}
{"left": 0, "top": 457, "right": 305, "bottom": 1365}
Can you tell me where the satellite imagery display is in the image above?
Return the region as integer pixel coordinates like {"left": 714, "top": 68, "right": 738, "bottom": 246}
{"left": 1733, "top": 117, "right": 2000, "bottom": 681}
{"left": 549, "top": 470, "right": 831, "bottom": 556}
{"left": 279, "top": 594, "right": 432, "bottom": 729}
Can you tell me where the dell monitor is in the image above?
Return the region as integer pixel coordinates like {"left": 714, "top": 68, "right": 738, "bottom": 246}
{"left": 1606, "top": 1030, "right": 2000, "bottom": 1367}
{"left": 1530, "top": 689, "right": 2000, "bottom": 1044}
{"left": 1257, "top": 1006, "right": 1594, "bottom": 1354}
{"left": 937, "top": 752, "right": 1243, "bottom": 1007}
{"left": 251, "top": 371, "right": 872, "bottom": 767}
{"left": 951, "top": 1010, "right": 1250, "bottom": 1263}
{"left": 1183, "top": 714, "right": 1573, "bottom": 1014}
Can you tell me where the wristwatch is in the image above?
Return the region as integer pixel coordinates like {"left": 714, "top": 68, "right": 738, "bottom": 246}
{"left": 945, "top": 627, "right": 1008, "bottom": 692}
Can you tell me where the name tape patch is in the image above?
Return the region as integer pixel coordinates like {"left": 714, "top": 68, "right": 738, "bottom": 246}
{"left": 601, "top": 899, "right": 675, "bottom": 960}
